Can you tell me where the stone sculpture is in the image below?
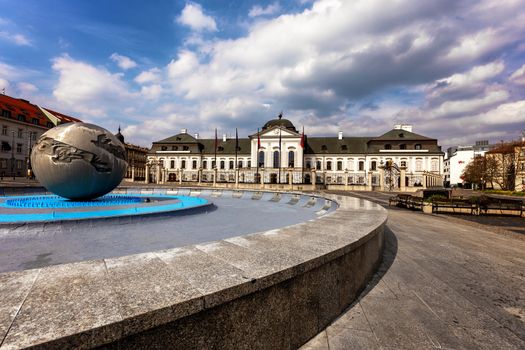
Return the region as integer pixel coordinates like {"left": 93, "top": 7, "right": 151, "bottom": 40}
{"left": 31, "top": 122, "right": 128, "bottom": 200}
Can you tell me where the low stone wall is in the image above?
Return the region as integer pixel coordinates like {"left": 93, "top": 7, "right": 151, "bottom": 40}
{"left": 0, "top": 192, "right": 387, "bottom": 349}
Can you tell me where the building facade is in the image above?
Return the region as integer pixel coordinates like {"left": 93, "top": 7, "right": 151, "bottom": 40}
{"left": 443, "top": 140, "right": 495, "bottom": 187}
{"left": 0, "top": 93, "right": 81, "bottom": 178}
{"left": 147, "top": 117, "right": 444, "bottom": 191}
{"left": 115, "top": 127, "right": 148, "bottom": 182}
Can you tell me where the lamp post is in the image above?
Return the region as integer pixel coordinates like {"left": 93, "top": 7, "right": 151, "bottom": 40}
{"left": 26, "top": 131, "right": 34, "bottom": 179}
{"left": 10, "top": 130, "right": 15, "bottom": 180}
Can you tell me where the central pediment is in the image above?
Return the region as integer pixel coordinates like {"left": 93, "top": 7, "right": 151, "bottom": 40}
{"left": 254, "top": 126, "right": 301, "bottom": 138}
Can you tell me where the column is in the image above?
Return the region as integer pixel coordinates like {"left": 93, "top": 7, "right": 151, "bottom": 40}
{"left": 344, "top": 170, "right": 349, "bottom": 191}
{"left": 400, "top": 167, "right": 406, "bottom": 192}
{"left": 213, "top": 168, "right": 217, "bottom": 187}
{"left": 260, "top": 168, "right": 265, "bottom": 189}
{"left": 379, "top": 168, "right": 385, "bottom": 191}
{"left": 366, "top": 172, "right": 373, "bottom": 191}
{"left": 155, "top": 165, "right": 160, "bottom": 184}
{"left": 198, "top": 169, "right": 202, "bottom": 184}
{"left": 131, "top": 166, "right": 135, "bottom": 182}
{"left": 311, "top": 169, "right": 316, "bottom": 191}
{"left": 145, "top": 165, "right": 149, "bottom": 184}
{"left": 179, "top": 169, "right": 183, "bottom": 185}
{"left": 235, "top": 169, "right": 239, "bottom": 188}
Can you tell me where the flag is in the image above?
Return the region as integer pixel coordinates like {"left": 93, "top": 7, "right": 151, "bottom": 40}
{"left": 300, "top": 126, "right": 305, "bottom": 149}
{"left": 257, "top": 128, "right": 261, "bottom": 149}
{"left": 214, "top": 128, "right": 217, "bottom": 168}
{"left": 235, "top": 128, "right": 239, "bottom": 169}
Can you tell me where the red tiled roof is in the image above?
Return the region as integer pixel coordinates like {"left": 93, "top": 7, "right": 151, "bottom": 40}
{"left": 0, "top": 94, "right": 51, "bottom": 128}
{"left": 42, "top": 107, "right": 82, "bottom": 124}
{"left": 0, "top": 93, "right": 81, "bottom": 128}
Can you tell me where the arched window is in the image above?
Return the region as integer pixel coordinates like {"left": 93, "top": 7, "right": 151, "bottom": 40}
{"left": 288, "top": 151, "right": 295, "bottom": 167}
{"left": 316, "top": 160, "right": 322, "bottom": 170}
{"left": 170, "top": 160, "right": 175, "bottom": 169}
{"left": 220, "top": 160, "right": 225, "bottom": 169}
{"left": 238, "top": 160, "right": 243, "bottom": 168}
{"left": 273, "top": 151, "right": 280, "bottom": 168}
{"left": 371, "top": 161, "right": 377, "bottom": 171}
{"left": 181, "top": 160, "right": 186, "bottom": 169}
{"left": 337, "top": 161, "right": 343, "bottom": 171}
{"left": 258, "top": 151, "right": 265, "bottom": 167}
{"left": 358, "top": 161, "right": 364, "bottom": 171}
{"left": 203, "top": 160, "right": 207, "bottom": 169}
{"left": 306, "top": 160, "right": 311, "bottom": 169}
{"left": 192, "top": 160, "right": 197, "bottom": 169}
{"left": 229, "top": 160, "right": 234, "bottom": 169}
{"left": 326, "top": 161, "right": 332, "bottom": 170}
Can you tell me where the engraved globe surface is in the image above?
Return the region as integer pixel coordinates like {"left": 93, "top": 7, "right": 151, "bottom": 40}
{"left": 31, "top": 123, "right": 128, "bottom": 200}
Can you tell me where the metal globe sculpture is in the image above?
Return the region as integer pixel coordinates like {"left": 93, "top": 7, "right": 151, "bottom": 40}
{"left": 31, "top": 122, "right": 128, "bottom": 200}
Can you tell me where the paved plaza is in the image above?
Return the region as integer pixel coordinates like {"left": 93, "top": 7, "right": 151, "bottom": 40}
{"left": 302, "top": 191, "right": 525, "bottom": 350}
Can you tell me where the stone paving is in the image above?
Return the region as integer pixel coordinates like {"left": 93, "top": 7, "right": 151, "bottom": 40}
{"left": 301, "top": 191, "right": 525, "bottom": 350}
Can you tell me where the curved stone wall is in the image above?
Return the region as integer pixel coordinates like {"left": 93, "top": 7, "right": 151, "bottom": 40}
{"left": 0, "top": 191, "right": 387, "bottom": 350}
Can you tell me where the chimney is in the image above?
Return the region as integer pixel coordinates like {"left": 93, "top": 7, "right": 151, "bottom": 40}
{"left": 194, "top": 133, "right": 199, "bottom": 139}
{"left": 338, "top": 131, "right": 343, "bottom": 140}
{"left": 223, "top": 134, "right": 227, "bottom": 142}
{"left": 394, "top": 124, "right": 402, "bottom": 130}
{"left": 181, "top": 128, "right": 187, "bottom": 134}
{"left": 401, "top": 124, "right": 413, "bottom": 132}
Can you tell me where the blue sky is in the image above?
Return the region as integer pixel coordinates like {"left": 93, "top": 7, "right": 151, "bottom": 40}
{"left": 1, "top": 0, "right": 525, "bottom": 148}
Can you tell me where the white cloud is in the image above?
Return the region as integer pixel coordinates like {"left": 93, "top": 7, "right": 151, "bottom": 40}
{"left": 134, "top": 68, "right": 161, "bottom": 84}
{"left": 248, "top": 2, "right": 281, "bottom": 17}
{"left": 0, "top": 31, "right": 31, "bottom": 46}
{"left": 52, "top": 54, "right": 136, "bottom": 117}
{"left": 510, "top": 63, "right": 525, "bottom": 85}
{"left": 140, "top": 84, "right": 162, "bottom": 100}
{"left": 176, "top": 2, "right": 217, "bottom": 32}
{"left": 109, "top": 53, "right": 138, "bottom": 70}
{"left": 16, "top": 82, "right": 38, "bottom": 95}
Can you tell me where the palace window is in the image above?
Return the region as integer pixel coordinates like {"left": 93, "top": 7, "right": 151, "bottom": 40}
{"left": 247, "top": 160, "right": 251, "bottom": 167}
{"left": 416, "top": 159, "right": 422, "bottom": 171}
{"left": 203, "top": 160, "right": 208, "bottom": 169}
{"left": 431, "top": 160, "right": 438, "bottom": 172}
{"left": 192, "top": 160, "right": 198, "bottom": 169}
{"left": 306, "top": 160, "right": 311, "bottom": 169}
{"left": 341, "top": 145, "right": 347, "bottom": 151}
{"left": 1, "top": 126, "right": 6, "bottom": 135}
{"left": 229, "top": 160, "right": 234, "bottom": 169}
{"left": 17, "top": 114, "right": 25, "bottom": 122}
{"left": 181, "top": 160, "right": 186, "bottom": 169}
{"left": 415, "top": 144, "right": 422, "bottom": 150}
{"left": 2, "top": 110, "right": 11, "bottom": 118}
{"left": 212, "top": 160, "right": 216, "bottom": 169}
{"left": 172, "top": 146, "right": 178, "bottom": 151}
{"left": 16, "top": 143, "right": 22, "bottom": 153}
{"left": 238, "top": 160, "right": 243, "bottom": 168}
{"left": 337, "top": 161, "right": 343, "bottom": 171}
{"left": 258, "top": 151, "right": 265, "bottom": 167}
{"left": 273, "top": 151, "right": 280, "bottom": 168}
{"left": 288, "top": 151, "right": 294, "bottom": 167}
{"left": 321, "top": 145, "right": 327, "bottom": 151}
{"left": 358, "top": 161, "right": 364, "bottom": 171}
{"left": 370, "top": 161, "right": 377, "bottom": 171}
{"left": 17, "top": 128, "right": 23, "bottom": 138}
{"left": 32, "top": 118, "right": 38, "bottom": 125}
{"left": 316, "top": 160, "right": 321, "bottom": 170}
{"left": 170, "top": 160, "right": 175, "bottom": 168}
{"left": 161, "top": 146, "right": 167, "bottom": 151}
{"left": 218, "top": 146, "right": 224, "bottom": 152}
{"left": 183, "top": 146, "right": 189, "bottom": 151}
{"left": 326, "top": 161, "right": 332, "bottom": 171}
{"left": 400, "top": 160, "right": 407, "bottom": 167}
{"left": 384, "top": 144, "right": 392, "bottom": 150}
{"left": 220, "top": 160, "right": 225, "bottom": 169}
{"left": 400, "top": 144, "right": 406, "bottom": 150}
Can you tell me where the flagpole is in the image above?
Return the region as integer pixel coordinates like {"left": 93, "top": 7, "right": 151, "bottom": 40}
{"left": 301, "top": 125, "right": 304, "bottom": 184}
{"left": 214, "top": 128, "right": 217, "bottom": 169}
{"left": 278, "top": 127, "right": 282, "bottom": 184}
{"left": 235, "top": 128, "right": 238, "bottom": 170}
{"left": 256, "top": 128, "right": 260, "bottom": 183}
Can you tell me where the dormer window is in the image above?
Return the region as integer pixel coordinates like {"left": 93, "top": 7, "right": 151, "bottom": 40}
{"left": 415, "top": 144, "right": 422, "bottom": 150}
{"left": 385, "top": 144, "right": 392, "bottom": 150}
{"left": 321, "top": 145, "right": 327, "bottom": 151}
{"left": 399, "top": 133, "right": 404, "bottom": 138}
{"left": 218, "top": 146, "right": 224, "bottom": 152}
{"left": 161, "top": 146, "right": 167, "bottom": 151}
{"left": 341, "top": 145, "right": 347, "bottom": 151}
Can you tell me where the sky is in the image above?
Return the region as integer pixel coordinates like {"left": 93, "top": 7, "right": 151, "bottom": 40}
{"left": 0, "top": 0, "right": 524, "bottom": 148}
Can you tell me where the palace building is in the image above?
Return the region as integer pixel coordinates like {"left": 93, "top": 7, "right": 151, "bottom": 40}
{"left": 147, "top": 115, "right": 445, "bottom": 191}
